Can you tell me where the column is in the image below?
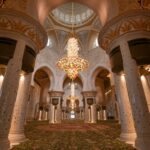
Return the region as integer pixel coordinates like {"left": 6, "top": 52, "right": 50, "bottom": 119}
{"left": 84, "top": 98, "right": 89, "bottom": 123}
{"left": 97, "top": 110, "right": 100, "bottom": 120}
{"left": 141, "top": 75, "right": 150, "bottom": 112}
{"left": 62, "top": 110, "right": 64, "bottom": 120}
{"left": 0, "top": 67, "right": 5, "bottom": 91}
{"left": 120, "top": 41, "right": 150, "bottom": 150}
{"left": 145, "top": 75, "right": 150, "bottom": 87}
{"left": 38, "top": 110, "right": 42, "bottom": 121}
{"left": 25, "top": 86, "right": 34, "bottom": 120}
{"left": 45, "top": 111, "right": 48, "bottom": 120}
{"left": 80, "top": 109, "right": 82, "bottom": 119}
{"left": 9, "top": 73, "right": 32, "bottom": 146}
{"left": 82, "top": 91, "right": 97, "bottom": 123}
{"left": 49, "top": 91, "right": 63, "bottom": 124}
{"left": 0, "top": 40, "right": 26, "bottom": 150}
{"left": 91, "top": 104, "right": 97, "bottom": 123}
{"left": 99, "top": 106, "right": 103, "bottom": 120}
{"left": 102, "top": 108, "right": 107, "bottom": 120}
{"left": 114, "top": 73, "right": 136, "bottom": 144}
{"left": 115, "top": 101, "right": 121, "bottom": 123}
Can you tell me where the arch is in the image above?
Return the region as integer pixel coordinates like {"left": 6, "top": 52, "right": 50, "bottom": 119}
{"left": 32, "top": 65, "right": 55, "bottom": 90}
{"left": 91, "top": 66, "right": 110, "bottom": 90}
{"left": 35, "top": 0, "right": 119, "bottom": 26}
{"left": 62, "top": 73, "right": 84, "bottom": 90}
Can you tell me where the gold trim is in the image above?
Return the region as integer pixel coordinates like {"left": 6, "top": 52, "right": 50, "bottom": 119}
{"left": 98, "top": 9, "right": 150, "bottom": 50}
{"left": 0, "top": 9, "right": 47, "bottom": 50}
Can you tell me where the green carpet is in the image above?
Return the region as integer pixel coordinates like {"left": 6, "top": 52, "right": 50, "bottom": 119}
{"left": 12, "top": 120, "right": 136, "bottom": 150}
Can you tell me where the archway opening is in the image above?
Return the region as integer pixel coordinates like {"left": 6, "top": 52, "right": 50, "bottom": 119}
{"left": 26, "top": 68, "right": 51, "bottom": 121}
{"left": 62, "top": 77, "right": 84, "bottom": 121}
{"left": 92, "top": 67, "right": 117, "bottom": 121}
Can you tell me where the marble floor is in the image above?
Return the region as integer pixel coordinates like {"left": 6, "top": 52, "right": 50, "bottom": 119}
{"left": 12, "top": 120, "right": 136, "bottom": 150}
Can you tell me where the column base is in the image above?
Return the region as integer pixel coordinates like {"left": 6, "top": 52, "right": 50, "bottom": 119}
{"left": 120, "top": 132, "right": 136, "bottom": 145}
{"left": 135, "top": 136, "right": 150, "bottom": 150}
{"left": 0, "top": 138, "right": 10, "bottom": 150}
{"left": 9, "top": 133, "right": 27, "bottom": 146}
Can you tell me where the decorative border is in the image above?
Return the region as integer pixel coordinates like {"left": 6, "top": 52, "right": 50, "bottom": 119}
{"left": 82, "top": 91, "right": 97, "bottom": 97}
{"left": 0, "top": 9, "right": 47, "bottom": 50}
{"left": 49, "top": 91, "right": 64, "bottom": 97}
{"left": 98, "top": 9, "right": 150, "bottom": 50}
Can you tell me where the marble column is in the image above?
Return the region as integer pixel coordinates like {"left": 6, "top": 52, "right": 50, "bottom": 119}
{"left": 26, "top": 86, "right": 36, "bottom": 120}
{"left": 45, "top": 111, "right": 48, "bottom": 120}
{"left": 115, "top": 102, "right": 121, "bottom": 124}
{"left": 82, "top": 91, "right": 97, "bottom": 123}
{"left": 141, "top": 75, "right": 150, "bottom": 112}
{"left": 91, "top": 104, "right": 97, "bottom": 123}
{"left": 103, "top": 109, "right": 107, "bottom": 120}
{"left": 0, "top": 74, "right": 4, "bottom": 91}
{"left": 80, "top": 109, "right": 82, "bottom": 119}
{"left": 120, "top": 41, "right": 150, "bottom": 150}
{"left": 49, "top": 91, "right": 63, "bottom": 124}
{"left": 145, "top": 75, "right": 150, "bottom": 87}
{"left": 9, "top": 73, "right": 32, "bottom": 146}
{"left": 97, "top": 110, "right": 101, "bottom": 120}
{"left": 114, "top": 73, "right": 136, "bottom": 144}
{"left": 0, "top": 40, "right": 26, "bottom": 150}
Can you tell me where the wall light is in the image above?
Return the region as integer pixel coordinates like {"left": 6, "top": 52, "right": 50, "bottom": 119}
{"left": 20, "top": 74, "right": 25, "bottom": 81}
{"left": 0, "top": 75, "right": 4, "bottom": 81}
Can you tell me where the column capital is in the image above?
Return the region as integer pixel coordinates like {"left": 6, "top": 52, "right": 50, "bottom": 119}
{"left": 82, "top": 91, "right": 97, "bottom": 98}
{"left": 0, "top": 9, "right": 47, "bottom": 52}
{"left": 98, "top": 9, "right": 150, "bottom": 51}
{"left": 48, "top": 91, "right": 64, "bottom": 97}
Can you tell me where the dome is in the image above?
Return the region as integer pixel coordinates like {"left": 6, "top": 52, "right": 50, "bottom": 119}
{"left": 51, "top": 2, "right": 95, "bottom": 27}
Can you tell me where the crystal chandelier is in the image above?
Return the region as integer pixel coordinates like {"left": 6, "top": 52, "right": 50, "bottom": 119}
{"left": 56, "top": 36, "right": 88, "bottom": 80}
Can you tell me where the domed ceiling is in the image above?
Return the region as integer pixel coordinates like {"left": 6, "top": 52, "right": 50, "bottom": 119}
{"left": 45, "top": 2, "right": 101, "bottom": 53}
{"left": 50, "top": 2, "right": 95, "bottom": 27}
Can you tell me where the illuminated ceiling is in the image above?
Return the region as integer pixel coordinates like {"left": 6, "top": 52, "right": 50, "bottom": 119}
{"left": 50, "top": 2, "right": 95, "bottom": 27}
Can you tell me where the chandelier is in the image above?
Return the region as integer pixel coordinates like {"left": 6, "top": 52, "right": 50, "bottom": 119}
{"left": 56, "top": 37, "right": 89, "bottom": 80}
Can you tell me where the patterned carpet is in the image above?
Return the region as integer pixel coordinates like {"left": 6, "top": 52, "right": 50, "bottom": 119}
{"left": 12, "top": 120, "right": 136, "bottom": 150}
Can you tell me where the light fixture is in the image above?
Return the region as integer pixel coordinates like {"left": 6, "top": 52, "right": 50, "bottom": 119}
{"left": 56, "top": 2, "right": 89, "bottom": 80}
